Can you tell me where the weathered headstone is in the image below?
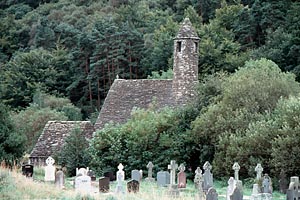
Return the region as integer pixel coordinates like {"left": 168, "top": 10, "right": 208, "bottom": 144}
{"left": 99, "top": 177, "right": 110, "bottom": 193}
{"left": 168, "top": 160, "right": 178, "bottom": 185}
{"left": 115, "top": 167, "right": 125, "bottom": 194}
{"left": 87, "top": 170, "right": 96, "bottom": 181}
{"left": 74, "top": 175, "right": 91, "bottom": 193}
{"left": 131, "top": 170, "right": 141, "bottom": 182}
{"left": 127, "top": 180, "right": 139, "bottom": 193}
{"left": 22, "top": 164, "right": 33, "bottom": 177}
{"left": 194, "top": 167, "right": 205, "bottom": 200}
{"left": 76, "top": 167, "right": 89, "bottom": 176}
{"left": 279, "top": 170, "right": 288, "bottom": 194}
{"left": 203, "top": 161, "right": 213, "bottom": 192}
{"left": 104, "top": 171, "right": 115, "bottom": 181}
{"left": 177, "top": 163, "right": 186, "bottom": 189}
{"left": 255, "top": 164, "right": 263, "bottom": 180}
{"left": 157, "top": 171, "right": 170, "bottom": 187}
{"left": 206, "top": 187, "right": 218, "bottom": 200}
{"left": 145, "top": 162, "right": 155, "bottom": 182}
{"left": 44, "top": 156, "right": 55, "bottom": 181}
{"left": 232, "top": 162, "right": 240, "bottom": 181}
{"left": 55, "top": 170, "right": 65, "bottom": 189}
{"left": 286, "top": 176, "right": 299, "bottom": 200}
{"left": 262, "top": 174, "right": 272, "bottom": 194}
{"left": 227, "top": 177, "right": 235, "bottom": 200}
{"left": 230, "top": 187, "right": 243, "bottom": 200}
{"left": 139, "top": 170, "right": 143, "bottom": 181}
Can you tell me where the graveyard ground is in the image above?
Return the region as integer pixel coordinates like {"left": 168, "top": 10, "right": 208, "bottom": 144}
{"left": 0, "top": 166, "right": 286, "bottom": 200}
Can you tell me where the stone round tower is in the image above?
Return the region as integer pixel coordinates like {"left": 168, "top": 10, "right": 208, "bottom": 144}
{"left": 172, "top": 18, "right": 199, "bottom": 105}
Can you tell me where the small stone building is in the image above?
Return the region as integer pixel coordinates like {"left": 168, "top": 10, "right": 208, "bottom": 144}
{"left": 30, "top": 18, "right": 199, "bottom": 164}
{"left": 30, "top": 121, "right": 94, "bottom": 165}
{"left": 94, "top": 18, "right": 199, "bottom": 129}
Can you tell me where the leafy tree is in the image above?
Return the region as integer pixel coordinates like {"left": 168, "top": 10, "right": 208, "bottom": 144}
{"left": 0, "top": 102, "right": 25, "bottom": 164}
{"left": 58, "top": 126, "right": 91, "bottom": 176}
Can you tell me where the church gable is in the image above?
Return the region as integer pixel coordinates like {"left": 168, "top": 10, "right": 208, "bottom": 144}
{"left": 94, "top": 79, "right": 174, "bottom": 130}
{"left": 30, "top": 121, "right": 94, "bottom": 165}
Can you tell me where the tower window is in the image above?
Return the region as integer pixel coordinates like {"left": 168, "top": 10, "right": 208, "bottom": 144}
{"left": 177, "top": 41, "right": 182, "bottom": 52}
{"left": 194, "top": 42, "right": 198, "bottom": 52}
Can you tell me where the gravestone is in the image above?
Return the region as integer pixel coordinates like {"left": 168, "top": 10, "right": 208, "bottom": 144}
{"left": 104, "top": 171, "right": 115, "bottom": 181}
{"left": 255, "top": 164, "right": 263, "bottom": 180}
{"left": 251, "top": 184, "right": 259, "bottom": 197}
{"left": 99, "top": 177, "right": 110, "bottom": 193}
{"left": 145, "top": 162, "right": 155, "bottom": 182}
{"left": 44, "top": 156, "right": 55, "bottom": 181}
{"left": 232, "top": 162, "right": 240, "bottom": 181}
{"left": 76, "top": 167, "right": 89, "bottom": 176}
{"left": 206, "top": 187, "right": 218, "bottom": 200}
{"left": 131, "top": 169, "right": 142, "bottom": 182}
{"left": 286, "top": 176, "right": 299, "bottom": 200}
{"left": 22, "top": 164, "right": 33, "bottom": 177}
{"left": 74, "top": 175, "right": 91, "bottom": 193}
{"left": 177, "top": 163, "right": 186, "bottom": 189}
{"left": 55, "top": 170, "right": 64, "bottom": 189}
{"left": 127, "top": 180, "right": 139, "bottom": 193}
{"left": 227, "top": 177, "right": 235, "bottom": 200}
{"left": 230, "top": 187, "right": 243, "bottom": 200}
{"left": 194, "top": 167, "right": 205, "bottom": 200}
{"left": 203, "top": 161, "right": 213, "bottom": 192}
{"left": 115, "top": 167, "right": 125, "bottom": 194}
{"left": 251, "top": 193, "right": 272, "bottom": 200}
{"left": 87, "top": 170, "right": 96, "bottom": 181}
{"left": 157, "top": 171, "right": 170, "bottom": 187}
{"left": 168, "top": 160, "right": 178, "bottom": 185}
{"left": 262, "top": 174, "right": 272, "bottom": 194}
{"left": 139, "top": 170, "right": 143, "bottom": 181}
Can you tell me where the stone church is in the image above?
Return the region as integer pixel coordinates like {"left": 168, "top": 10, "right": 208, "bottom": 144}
{"left": 30, "top": 18, "right": 199, "bottom": 165}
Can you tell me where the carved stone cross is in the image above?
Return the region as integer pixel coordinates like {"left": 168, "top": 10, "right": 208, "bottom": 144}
{"left": 147, "top": 161, "right": 154, "bottom": 178}
{"left": 46, "top": 156, "right": 55, "bottom": 166}
{"left": 194, "top": 167, "right": 204, "bottom": 198}
{"left": 232, "top": 162, "right": 240, "bottom": 180}
{"left": 255, "top": 163, "right": 263, "bottom": 180}
{"left": 118, "top": 163, "right": 124, "bottom": 171}
{"left": 178, "top": 163, "right": 185, "bottom": 172}
{"left": 168, "top": 160, "right": 178, "bottom": 185}
{"left": 203, "top": 161, "right": 212, "bottom": 171}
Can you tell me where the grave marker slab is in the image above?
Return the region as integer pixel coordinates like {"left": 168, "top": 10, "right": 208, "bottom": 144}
{"left": 157, "top": 171, "right": 170, "bottom": 187}
{"left": 44, "top": 156, "right": 55, "bottom": 181}
{"left": 255, "top": 164, "right": 263, "bottom": 180}
{"left": 99, "top": 177, "right": 110, "bottom": 193}
{"left": 55, "top": 170, "right": 64, "bottom": 189}
{"left": 168, "top": 160, "right": 178, "bottom": 185}
{"left": 206, "top": 187, "right": 218, "bottom": 200}
{"left": 145, "top": 162, "right": 155, "bottom": 182}
{"left": 226, "top": 177, "right": 235, "bottom": 200}
{"left": 104, "top": 171, "right": 115, "bottom": 181}
{"left": 194, "top": 167, "right": 205, "bottom": 200}
{"left": 22, "top": 164, "right": 33, "bottom": 177}
{"left": 131, "top": 169, "right": 142, "bottom": 182}
{"left": 127, "top": 180, "right": 139, "bottom": 193}
{"left": 230, "top": 187, "right": 243, "bottom": 200}
{"left": 286, "top": 176, "right": 299, "bottom": 200}
{"left": 262, "top": 174, "right": 272, "bottom": 194}
{"left": 177, "top": 163, "right": 186, "bottom": 189}
{"left": 115, "top": 169, "right": 125, "bottom": 194}
{"left": 74, "top": 175, "right": 91, "bottom": 193}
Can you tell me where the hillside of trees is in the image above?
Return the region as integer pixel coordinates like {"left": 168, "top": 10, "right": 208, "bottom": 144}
{"left": 1, "top": 0, "right": 300, "bottom": 183}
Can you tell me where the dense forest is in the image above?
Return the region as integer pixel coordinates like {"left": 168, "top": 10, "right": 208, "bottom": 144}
{"left": 1, "top": 0, "right": 300, "bottom": 183}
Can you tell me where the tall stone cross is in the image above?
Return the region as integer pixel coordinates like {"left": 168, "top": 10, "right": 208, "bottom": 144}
{"left": 203, "top": 161, "right": 213, "bottom": 191}
{"left": 168, "top": 160, "right": 178, "bottom": 185}
{"left": 255, "top": 163, "right": 263, "bottom": 180}
{"left": 232, "top": 162, "right": 240, "bottom": 181}
{"left": 46, "top": 156, "right": 55, "bottom": 166}
{"left": 194, "top": 167, "right": 204, "bottom": 199}
{"left": 117, "top": 163, "right": 125, "bottom": 181}
{"left": 147, "top": 161, "right": 154, "bottom": 178}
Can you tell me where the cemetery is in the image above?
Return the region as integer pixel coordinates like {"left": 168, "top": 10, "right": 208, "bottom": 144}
{"left": 1, "top": 2, "right": 300, "bottom": 200}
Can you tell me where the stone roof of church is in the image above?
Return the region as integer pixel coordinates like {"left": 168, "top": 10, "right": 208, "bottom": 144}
{"left": 30, "top": 121, "right": 94, "bottom": 158}
{"left": 175, "top": 18, "right": 199, "bottom": 40}
{"left": 94, "top": 79, "right": 175, "bottom": 130}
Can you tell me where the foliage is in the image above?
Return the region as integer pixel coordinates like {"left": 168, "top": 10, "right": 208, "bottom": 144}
{"left": 58, "top": 126, "right": 91, "bottom": 176}
{"left": 147, "top": 68, "right": 173, "bottom": 79}
{"left": 0, "top": 102, "right": 25, "bottom": 164}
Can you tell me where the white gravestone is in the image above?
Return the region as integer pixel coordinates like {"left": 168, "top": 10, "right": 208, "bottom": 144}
{"left": 203, "top": 161, "right": 213, "bottom": 192}
{"left": 74, "top": 175, "right": 91, "bottom": 194}
{"left": 55, "top": 170, "right": 65, "bottom": 189}
{"left": 232, "top": 162, "right": 240, "bottom": 181}
{"left": 255, "top": 164, "right": 263, "bottom": 180}
{"left": 76, "top": 167, "right": 89, "bottom": 176}
{"left": 44, "top": 156, "right": 55, "bottom": 181}
{"left": 168, "top": 160, "right": 178, "bottom": 185}
{"left": 131, "top": 170, "right": 141, "bottom": 182}
{"left": 227, "top": 177, "right": 235, "bottom": 200}
{"left": 115, "top": 166, "right": 125, "bottom": 194}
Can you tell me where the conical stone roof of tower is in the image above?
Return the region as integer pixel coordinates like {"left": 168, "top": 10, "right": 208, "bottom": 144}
{"left": 176, "top": 18, "right": 199, "bottom": 39}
